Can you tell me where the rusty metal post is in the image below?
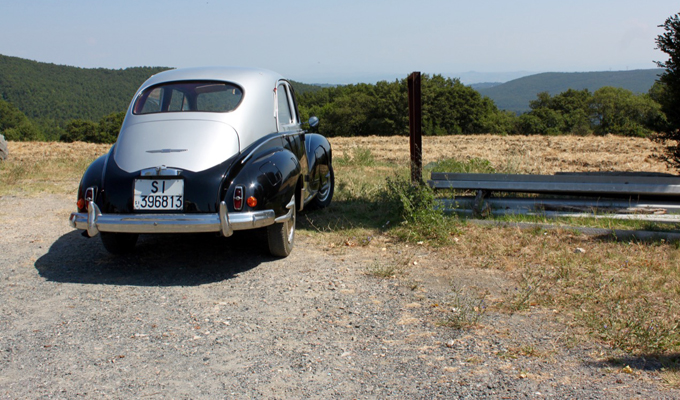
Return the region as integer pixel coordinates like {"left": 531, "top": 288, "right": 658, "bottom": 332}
{"left": 408, "top": 72, "right": 422, "bottom": 184}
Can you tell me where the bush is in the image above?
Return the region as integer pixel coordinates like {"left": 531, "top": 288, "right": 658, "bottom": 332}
{"left": 384, "top": 177, "right": 458, "bottom": 244}
{"left": 0, "top": 99, "right": 44, "bottom": 141}
{"left": 590, "top": 87, "right": 662, "bottom": 137}
{"left": 60, "top": 111, "right": 124, "bottom": 143}
{"left": 428, "top": 157, "right": 496, "bottom": 174}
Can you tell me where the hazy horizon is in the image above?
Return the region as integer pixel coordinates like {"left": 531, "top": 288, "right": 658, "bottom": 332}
{"left": 1, "top": 1, "right": 676, "bottom": 86}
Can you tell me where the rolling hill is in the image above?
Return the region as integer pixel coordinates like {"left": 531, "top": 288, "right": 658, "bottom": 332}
{"left": 0, "top": 54, "right": 323, "bottom": 124}
{"left": 0, "top": 54, "right": 666, "bottom": 124}
{"left": 477, "top": 69, "right": 663, "bottom": 113}
{"left": 0, "top": 54, "right": 171, "bottom": 123}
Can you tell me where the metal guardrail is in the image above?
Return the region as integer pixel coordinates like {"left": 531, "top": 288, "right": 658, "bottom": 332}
{"left": 428, "top": 173, "right": 680, "bottom": 198}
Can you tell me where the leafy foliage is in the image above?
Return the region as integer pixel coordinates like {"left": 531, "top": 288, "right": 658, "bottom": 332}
{"left": 655, "top": 11, "right": 680, "bottom": 168}
{"left": 0, "top": 54, "right": 169, "bottom": 123}
{"left": 60, "top": 111, "right": 125, "bottom": 144}
{"left": 590, "top": 87, "right": 663, "bottom": 137}
{"left": 298, "top": 74, "right": 511, "bottom": 137}
{"left": 0, "top": 99, "right": 43, "bottom": 141}
{"left": 517, "top": 87, "right": 663, "bottom": 137}
{"left": 384, "top": 177, "right": 458, "bottom": 244}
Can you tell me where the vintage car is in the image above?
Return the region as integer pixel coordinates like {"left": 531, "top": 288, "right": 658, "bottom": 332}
{"left": 69, "top": 67, "right": 333, "bottom": 257}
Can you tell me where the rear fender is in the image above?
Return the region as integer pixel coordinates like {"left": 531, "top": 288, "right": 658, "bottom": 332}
{"left": 75, "top": 149, "right": 112, "bottom": 212}
{"left": 225, "top": 147, "right": 301, "bottom": 218}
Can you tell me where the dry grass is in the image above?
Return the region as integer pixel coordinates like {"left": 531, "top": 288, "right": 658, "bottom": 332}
{"left": 330, "top": 134, "right": 675, "bottom": 174}
{"left": 447, "top": 224, "right": 680, "bottom": 352}
{"left": 326, "top": 135, "right": 680, "bottom": 369}
{"left": 1, "top": 136, "right": 674, "bottom": 196}
{"left": 0, "top": 141, "right": 110, "bottom": 196}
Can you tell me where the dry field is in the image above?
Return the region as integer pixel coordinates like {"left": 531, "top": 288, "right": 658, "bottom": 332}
{"left": 331, "top": 134, "right": 677, "bottom": 175}
{"left": 5, "top": 134, "right": 677, "bottom": 174}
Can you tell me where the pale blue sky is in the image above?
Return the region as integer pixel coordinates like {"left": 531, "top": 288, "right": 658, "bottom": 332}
{"left": 1, "top": 1, "right": 677, "bottom": 83}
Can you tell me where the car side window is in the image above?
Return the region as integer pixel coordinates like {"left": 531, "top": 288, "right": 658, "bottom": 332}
{"left": 277, "top": 84, "right": 293, "bottom": 129}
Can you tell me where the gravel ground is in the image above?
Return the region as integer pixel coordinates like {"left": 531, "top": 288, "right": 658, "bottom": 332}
{"left": 1, "top": 194, "right": 678, "bottom": 399}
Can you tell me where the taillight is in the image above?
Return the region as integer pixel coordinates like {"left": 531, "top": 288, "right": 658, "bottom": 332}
{"left": 78, "top": 186, "right": 97, "bottom": 211}
{"left": 84, "top": 187, "right": 95, "bottom": 201}
{"left": 233, "top": 185, "right": 244, "bottom": 211}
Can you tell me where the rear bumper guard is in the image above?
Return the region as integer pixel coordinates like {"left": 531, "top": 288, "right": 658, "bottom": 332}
{"left": 69, "top": 201, "right": 281, "bottom": 237}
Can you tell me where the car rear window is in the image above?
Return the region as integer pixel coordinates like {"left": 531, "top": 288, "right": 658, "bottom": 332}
{"left": 133, "top": 81, "right": 243, "bottom": 114}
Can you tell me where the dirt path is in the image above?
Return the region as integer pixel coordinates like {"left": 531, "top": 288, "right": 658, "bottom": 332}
{"left": 0, "top": 194, "right": 677, "bottom": 399}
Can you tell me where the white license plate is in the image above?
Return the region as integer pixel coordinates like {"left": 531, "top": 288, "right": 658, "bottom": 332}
{"left": 133, "top": 179, "right": 184, "bottom": 210}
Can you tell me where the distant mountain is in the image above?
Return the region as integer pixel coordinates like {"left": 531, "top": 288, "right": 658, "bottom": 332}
{"left": 0, "top": 54, "right": 323, "bottom": 124}
{"left": 478, "top": 69, "right": 663, "bottom": 114}
{"left": 0, "top": 54, "right": 171, "bottom": 123}
{"left": 470, "top": 82, "right": 502, "bottom": 90}
{"left": 451, "top": 71, "right": 535, "bottom": 85}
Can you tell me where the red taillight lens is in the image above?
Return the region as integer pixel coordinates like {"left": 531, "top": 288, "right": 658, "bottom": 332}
{"left": 233, "top": 186, "right": 244, "bottom": 211}
{"left": 79, "top": 186, "right": 97, "bottom": 211}
{"left": 84, "top": 187, "right": 95, "bottom": 201}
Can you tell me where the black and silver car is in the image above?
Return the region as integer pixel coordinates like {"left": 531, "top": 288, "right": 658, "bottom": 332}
{"left": 69, "top": 67, "right": 333, "bottom": 257}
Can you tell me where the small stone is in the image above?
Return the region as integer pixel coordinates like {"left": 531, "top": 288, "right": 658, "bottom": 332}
{"left": 575, "top": 247, "right": 586, "bottom": 254}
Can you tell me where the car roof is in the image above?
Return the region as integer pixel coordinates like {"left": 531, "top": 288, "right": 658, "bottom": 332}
{"left": 140, "top": 66, "right": 286, "bottom": 91}
{"left": 116, "top": 66, "right": 294, "bottom": 172}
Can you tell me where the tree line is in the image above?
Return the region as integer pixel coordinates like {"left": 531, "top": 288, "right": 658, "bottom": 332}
{"left": 0, "top": 75, "right": 667, "bottom": 143}
{"left": 297, "top": 74, "right": 664, "bottom": 138}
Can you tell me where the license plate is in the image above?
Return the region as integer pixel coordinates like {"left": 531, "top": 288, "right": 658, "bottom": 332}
{"left": 133, "top": 179, "right": 184, "bottom": 210}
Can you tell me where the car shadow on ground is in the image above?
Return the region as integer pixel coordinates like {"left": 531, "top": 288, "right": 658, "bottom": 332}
{"left": 34, "top": 229, "right": 274, "bottom": 287}
{"left": 586, "top": 353, "right": 680, "bottom": 373}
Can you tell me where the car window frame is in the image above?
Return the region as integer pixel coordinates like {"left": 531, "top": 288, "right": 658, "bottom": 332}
{"left": 132, "top": 80, "right": 244, "bottom": 115}
{"left": 276, "top": 81, "right": 299, "bottom": 132}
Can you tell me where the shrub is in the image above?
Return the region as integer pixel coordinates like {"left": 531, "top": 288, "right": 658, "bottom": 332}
{"left": 384, "top": 177, "right": 458, "bottom": 244}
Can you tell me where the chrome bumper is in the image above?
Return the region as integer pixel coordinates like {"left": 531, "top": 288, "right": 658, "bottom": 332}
{"left": 69, "top": 200, "right": 284, "bottom": 238}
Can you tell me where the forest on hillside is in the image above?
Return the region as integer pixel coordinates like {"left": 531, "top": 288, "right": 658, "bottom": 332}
{"left": 0, "top": 54, "right": 669, "bottom": 143}
{"left": 478, "top": 69, "right": 662, "bottom": 113}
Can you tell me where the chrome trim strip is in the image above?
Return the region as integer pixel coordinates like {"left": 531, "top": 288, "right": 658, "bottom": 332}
{"left": 70, "top": 206, "right": 276, "bottom": 237}
{"left": 275, "top": 195, "right": 295, "bottom": 223}
{"left": 140, "top": 166, "right": 182, "bottom": 176}
{"left": 145, "top": 149, "right": 188, "bottom": 154}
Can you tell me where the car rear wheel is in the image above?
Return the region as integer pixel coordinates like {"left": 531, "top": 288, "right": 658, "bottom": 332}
{"left": 101, "top": 232, "right": 138, "bottom": 254}
{"left": 267, "top": 198, "right": 295, "bottom": 257}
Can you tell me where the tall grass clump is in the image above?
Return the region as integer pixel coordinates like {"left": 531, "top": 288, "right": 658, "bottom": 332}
{"left": 427, "top": 157, "right": 496, "bottom": 174}
{"left": 335, "top": 146, "right": 376, "bottom": 167}
{"left": 384, "top": 177, "right": 459, "bottom": 244}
